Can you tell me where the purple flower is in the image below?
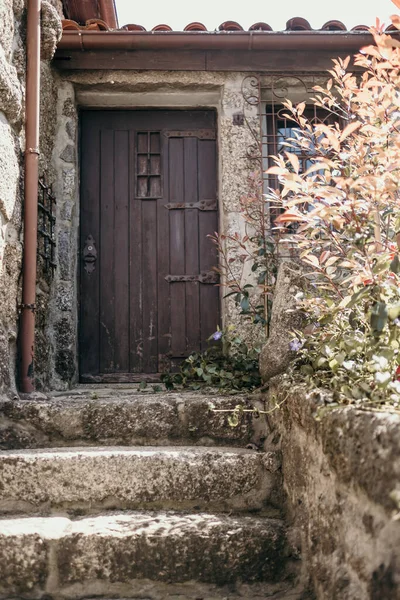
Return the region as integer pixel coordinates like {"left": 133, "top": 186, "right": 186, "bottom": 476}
{"left": 289, "top": 338, "right": 303, "bottom": 352}
{"left": 212, "top": 331, "right": 223, "bottom": 341}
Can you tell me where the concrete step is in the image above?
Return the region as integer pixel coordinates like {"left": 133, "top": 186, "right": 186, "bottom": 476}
{"left": 0, "top": 511, "right": 288, "bottom": 598}
{"left": 0, "top": 391, "right": 265, "bottom": 449}
{"left": 0, "top": 446, "right": 282, "bottom": 515}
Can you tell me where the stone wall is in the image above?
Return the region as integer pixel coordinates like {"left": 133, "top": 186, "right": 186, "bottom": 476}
{"left": 264, "top": 380, "right": 400, "bottom": 599}
{"left": 0, "top": 0, "right": 62, "bottom": 395}
{"left": 0, "top": 0, "right": 26, "bottom": 396}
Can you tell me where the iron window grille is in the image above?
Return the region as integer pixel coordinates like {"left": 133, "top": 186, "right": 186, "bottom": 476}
{"left": 241, "top": 74, "right": 338, "bottom": 227}
{"left": 263, "top": 104, "right": 336, "bottom": 223}
{"left": 37, "top": 177, "right": 56, "bottom": 275}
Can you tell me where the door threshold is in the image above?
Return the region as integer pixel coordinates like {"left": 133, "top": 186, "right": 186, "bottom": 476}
{"left": 80, "top": 373, "right": 162, "bottom": 384}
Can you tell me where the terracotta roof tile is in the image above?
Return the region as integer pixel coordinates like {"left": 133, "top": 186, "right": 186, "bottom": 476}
{"left": 249, "top": 22, "right": 273, "bottom": 32}
{"left": 384, "top": 23, "right": 399, "bottom": 32}
{"left": 218, "top": 21, "right": 244, "bottom": 31}
{"left": 62, "top": 19, "right": 82, "bottom": 31}
{"left": 184, "top": 22, "right": 208, "bottom": 31}
{"left": 121, "top": 23, "right": 146, "bottom": 31}
{"left": 321, "top": 20, "right": 347, "bottom": 31}
{"left": 61, "top": 18, "right": 396, "bottom": 34}
{"left": 351, "top": 25, "right": 370, "bottom": 31}
{"left": 85, "top": 18, "right": 109, "bottom": 31}
{"left": 152, "top": 24, "right": 173, "bottom": 32}
{"left": 286, "top": 17, "right": 312, "bottom": 31}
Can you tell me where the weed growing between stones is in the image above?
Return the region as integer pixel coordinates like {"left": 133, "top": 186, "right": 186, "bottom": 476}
{"left": 209, "top": 393, "right": 289, "bottom": 426}
{"left": 161, "top": 327, "right": 262, "bottom": 392}
{"left": 265, "top": 5, "right": 400, "bottom": 412}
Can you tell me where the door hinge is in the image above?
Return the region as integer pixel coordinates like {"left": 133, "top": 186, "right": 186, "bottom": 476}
{"left": 165, "top": 270, "right": 218, "bottom": 284}
{"left": 164, "top": 200, "right": 217, "bottom": 211}
{"left": 164, "top": 129, "right": 216, "bottom": 140}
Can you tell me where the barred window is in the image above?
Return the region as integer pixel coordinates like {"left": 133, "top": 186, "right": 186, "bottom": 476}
{"left": 262, "top": 104, "right": 337, "bottom": 224}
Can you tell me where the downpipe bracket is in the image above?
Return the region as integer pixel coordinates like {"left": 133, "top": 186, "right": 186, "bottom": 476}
{"left": 18, "top": 303, "right": 36, "bottom": 313}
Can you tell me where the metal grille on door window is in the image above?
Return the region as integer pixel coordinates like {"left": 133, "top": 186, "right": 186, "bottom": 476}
{"left": 136, "top": 131, "right": 162, "bottom": 198}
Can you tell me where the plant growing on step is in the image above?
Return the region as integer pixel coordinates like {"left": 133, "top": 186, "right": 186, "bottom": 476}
{"left": 161, "top": 327, "right": 262, "bottom": 391}
{"left": 209, "top": 172, "right": 280, "bottom": 336}
{"left": 265, "top": 5, "right": 400, "bottom": 411}
{"left": 208, "top": 392, "right": 289, "bottom": 427}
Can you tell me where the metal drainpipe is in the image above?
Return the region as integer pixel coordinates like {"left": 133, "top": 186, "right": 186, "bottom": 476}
{"left": 20, "top": 0, "right": 41, "bottom": 393}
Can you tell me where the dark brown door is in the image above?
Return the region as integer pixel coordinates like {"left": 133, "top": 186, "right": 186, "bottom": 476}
{"left": 79, "top": 110, "right": 219, "bottom": 382}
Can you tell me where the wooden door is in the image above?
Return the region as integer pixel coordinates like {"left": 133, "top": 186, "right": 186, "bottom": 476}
{"left": 79, "top": 110, "right": 219, "bottom": 382}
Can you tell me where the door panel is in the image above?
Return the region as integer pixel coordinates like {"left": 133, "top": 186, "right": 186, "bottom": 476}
{"left": 79, "top": 110, "right": 219, "bottom": 382}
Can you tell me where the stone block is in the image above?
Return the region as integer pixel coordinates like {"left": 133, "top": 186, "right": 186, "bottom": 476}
{"left": 55, "top": 348, "right": 75, "bottom": 382}
{"left": 65, "top": 119, "right": 76, "bottom": 141}
{"left": 0, "top": 47, "right": 23, "bottom": 125}
{"left": 60, "top": 144, "right": 76, "bottom": 163}
{"left": 0, "top": 445, "right": 279, "bottom": 514}
{"left": 0, "top": 0, "right": 15, "bottom": 60}
{"left": 0, "top": 115, "right": 19, "bottom": 221}
{"left": 40, "top": 0, "right": 62, "bottom": 60}
{"left": 0, "top": 392, "right": 257, "bottom": 448}
{"left": 0, "top": 517, "right": 54, "bottom": 595}
{"left": 55, "top": 512, "right": 285, "bottom": 586}
{"left": 260, "top": 261, "right": 307, "bottom": 382}
{"left": 0, "top": 512, "right": 287, "bottom": 595}
{"left": 266, "top": 381, "right": 400, "bottom": 599}
{"left": 62, "top": 167, "right": 75, "bottom": 199}
{"left": 55, "top": 281, "right": 73, "bottom": 311}
{"left": 62, "top": 97, "right": 76, "bottom": 118}
{"left": 57, "top": 229, "right": 71, "bottom": 279}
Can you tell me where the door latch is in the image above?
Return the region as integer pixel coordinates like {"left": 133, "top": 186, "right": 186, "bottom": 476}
{"left": 82, "top": 235, "right": 97, "bottom": 274}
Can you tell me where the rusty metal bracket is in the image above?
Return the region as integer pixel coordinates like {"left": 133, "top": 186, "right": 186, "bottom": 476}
{"left": 164, "top": 200, "right": 217, "bottom": 211}
{"left": 165, "top": 270, "right": 219, "bottom": 284}
{"left": 164, "top": 129, "right": 216, "bottom": 140}
{"left": 18, "top": 303, "right": 36, "bottom": 313}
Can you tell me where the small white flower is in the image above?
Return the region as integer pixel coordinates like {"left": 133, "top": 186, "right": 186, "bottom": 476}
{"left": 389, "top": 380, "right": 400, "bottom": 393}
{"left": 375, "top": 371, "right": 392, "bottom": 385}
{"left": 372, "top": 355, "right": 389, "bottom": 370}
{"left": 342, "top": 360, "right": 355, "bottom": 370}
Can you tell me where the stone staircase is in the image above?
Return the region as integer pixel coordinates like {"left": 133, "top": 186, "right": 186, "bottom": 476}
{"left": 0, "top": 389, "right": 302, "bottom": 600}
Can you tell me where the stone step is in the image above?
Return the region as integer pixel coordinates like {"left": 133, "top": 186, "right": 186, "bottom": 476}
{"left": 0, "top": 391, "right": 265, "bottom": 449}
{"left": 80, "top": 587, "right": 304, "bottom": 600}
{"left": 0, "top": 446, "right": 282, "bottom": 515}
{"left": 0, "top": 511, "right": 288, "bottom": 598}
